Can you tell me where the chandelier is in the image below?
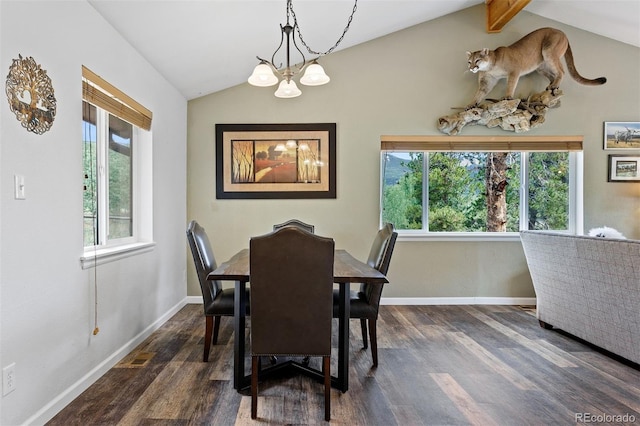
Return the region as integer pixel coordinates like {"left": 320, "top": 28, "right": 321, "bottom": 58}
{"left": 248, "top": 0, "right": 358, "bottom": 98}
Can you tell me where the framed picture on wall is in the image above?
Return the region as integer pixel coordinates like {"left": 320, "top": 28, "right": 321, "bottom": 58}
{"left": 608, "top": 155, "right": 640, "bottom": 182}
{"left": 215, "top": 123, "right": 336, "bottom": 199}
{"left": 604, "top": 122, "right": 640, "bottom": 149}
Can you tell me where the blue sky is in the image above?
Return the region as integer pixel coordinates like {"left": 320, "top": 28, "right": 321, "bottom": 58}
{"left": 606, "top": 121, "right": 640, "bottom": 135}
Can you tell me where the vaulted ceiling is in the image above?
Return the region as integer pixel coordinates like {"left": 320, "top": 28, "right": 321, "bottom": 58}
{"left": 87, "top": 0, "right": 640, "bottom": 100}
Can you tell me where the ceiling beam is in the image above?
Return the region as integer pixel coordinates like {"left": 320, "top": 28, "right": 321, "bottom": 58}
{"left": 486, "top": 0, "right": 532, "bottom": 33}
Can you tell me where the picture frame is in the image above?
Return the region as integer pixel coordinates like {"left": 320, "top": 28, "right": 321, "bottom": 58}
{"left": 215, "top": 123, "right": 336, "bottom": 199}
{"left": 608, "top": 155, "right": 640, "bottom": 182}
{"left": 603, "top": 121, "right": 640, "bottom": 149}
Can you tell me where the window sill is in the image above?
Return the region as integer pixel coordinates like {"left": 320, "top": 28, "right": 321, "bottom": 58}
{"left": 397, "top": 232, "right": 523, "bottom": 242}
{"left": 80, "top": 242, "right": 156, "bottom": 269}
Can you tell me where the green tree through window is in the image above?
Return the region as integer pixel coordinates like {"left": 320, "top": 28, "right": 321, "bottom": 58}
{"left": 83, "top": 101, "right": 134, "bottom": 247}
{"left": 382, "top": 151, "right": 570, "bottom": 233}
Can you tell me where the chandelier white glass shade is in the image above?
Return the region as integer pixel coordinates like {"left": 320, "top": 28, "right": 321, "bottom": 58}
{"left": 274, "top": 79, "right": 302, "bottom": 98}
{"left": 299, "top": 61, "right": 330, "bottom": 86}
{"left": 247, "top": 62, "right": 279, "bottom": 87}
{"left": 248, "top": 0, "right": 357, "bottom": 98}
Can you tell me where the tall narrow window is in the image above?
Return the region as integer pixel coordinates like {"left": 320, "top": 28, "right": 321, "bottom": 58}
{"left": 107, "top": 114, "right": 133, "bottom": 240}
{"left": 83, "top": 101, "right": 134, "bottom": 246}
{"left": 82, "top": 66, "right": 153, "bottom": 257}
{"left": 83, "top": 102, "right": 98, "bottom": 246}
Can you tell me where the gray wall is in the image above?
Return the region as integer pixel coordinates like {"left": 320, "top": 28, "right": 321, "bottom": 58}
{"left": 187, "top": 5, "right": 640, "bottom": 299}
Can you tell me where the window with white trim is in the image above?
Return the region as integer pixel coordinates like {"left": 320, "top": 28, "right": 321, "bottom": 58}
{"left": 82, "top": 66, "right": 154, "bottom": 266}
{"left": 380, "top": 136, "right": 583, "bottom": 237}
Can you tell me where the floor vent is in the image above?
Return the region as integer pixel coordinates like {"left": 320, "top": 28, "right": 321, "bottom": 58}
{"left": 117, "top": 351, "right": 154, "bottom": 368}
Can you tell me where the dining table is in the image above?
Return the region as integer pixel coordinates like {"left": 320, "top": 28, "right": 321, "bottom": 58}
{"left": 207, "top": 248, "right": 388, "bottom": 393}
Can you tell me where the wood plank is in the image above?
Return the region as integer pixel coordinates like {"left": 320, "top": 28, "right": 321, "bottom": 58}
{"left": 486, "top": 0, "right": 532, "bottom": 33}
{"left": 462, "top": 305, "right": 578, "bottom": 368}
{"left": 430, "top": 373, "right": 500, "bottom": 426}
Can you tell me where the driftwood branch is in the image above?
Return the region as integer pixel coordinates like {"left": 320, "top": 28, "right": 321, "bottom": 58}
{"left": 437, "top": 89, "right": 563, "bottom": 135}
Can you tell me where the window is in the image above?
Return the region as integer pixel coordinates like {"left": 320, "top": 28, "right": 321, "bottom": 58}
{"left": 83, "top": 102, "right": 134, "bottom": 245}
{"left": 81, "top": 66, "right": 154, "bottom": 267}
{"left": 380, "top": 136, "right": 583, "bottom": 238}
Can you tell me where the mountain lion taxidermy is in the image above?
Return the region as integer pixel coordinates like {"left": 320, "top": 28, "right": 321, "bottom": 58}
{"left": 466, "top": 27, "right": 606, "bottom": 108}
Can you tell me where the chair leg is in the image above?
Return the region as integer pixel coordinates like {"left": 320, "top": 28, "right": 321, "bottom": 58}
{"left": 212, "top": 316, "right": 221, "bottom": 345}
{"left": 204, "top": 316, "right": 213, "bottom": 362}
{"left": 360, "top": 318, "right": 368, "bottom": 349}
{"left": 251, "top": 356, "right": 259, "bottom": 419}
{"left": 323, "top": 356, "right": 331, "bottom": 421}
{"left": 369, "top": 319, "right": 378, "bottom": 368}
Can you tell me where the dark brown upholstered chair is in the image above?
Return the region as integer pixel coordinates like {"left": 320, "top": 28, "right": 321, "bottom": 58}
{"left": 186, "top": 220, "right": 248, "bottom": 362}
{"left": 272, "top": 220, "right": 317, "bottom": 366}
{"left": 333, "top": 223, "right": 397, "bottom": 367}
{"left": 272, "top": 218, "right": 315, "bottom": 233}
{"left": 250, "top": 227, "right": 334, "bottom": 421}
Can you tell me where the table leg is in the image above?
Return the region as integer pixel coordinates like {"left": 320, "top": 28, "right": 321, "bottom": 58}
{"left": 234, "top": 280, "right": 247, "bottom": 390}
{"left": 337, "top": 282, "right": 350, "bottom": 392}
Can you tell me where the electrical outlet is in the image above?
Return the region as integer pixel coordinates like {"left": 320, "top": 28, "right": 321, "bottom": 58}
{"left": 3, "top": 363, "right": 16, "bottom": 395}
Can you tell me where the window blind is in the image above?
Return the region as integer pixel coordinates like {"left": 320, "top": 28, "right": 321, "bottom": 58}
{"left": 380, "top": 135, "right": 583, "bottom": 152}
{"left": 82, "top": 66, "right": 152, "bottom": 131}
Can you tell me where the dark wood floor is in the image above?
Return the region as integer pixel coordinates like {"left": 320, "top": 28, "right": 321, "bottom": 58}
{"left": 48, "top": 304, "right": 640, "bottom": 425}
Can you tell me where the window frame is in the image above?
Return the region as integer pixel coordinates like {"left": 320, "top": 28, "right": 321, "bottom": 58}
{"left": 81, "top": 67, "right": 154, "bottom": 269}
{"left": 379, "top": 135, "right": 583, "bottom": 241}
{"left": 88, "top": 107, "right": 136, "bottom": 247}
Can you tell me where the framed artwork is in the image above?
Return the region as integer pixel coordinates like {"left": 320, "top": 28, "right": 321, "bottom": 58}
{"left": 608, "top": 155, "right": 640, "bottom": 182}
{"left": 604, "top": 122, "right": 640, "bottom": 149}
{"left": 215, "top": 123, "right": 336, "bottom": 199}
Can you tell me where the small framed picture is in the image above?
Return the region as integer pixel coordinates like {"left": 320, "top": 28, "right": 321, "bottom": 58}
{"left": 604, "top": 122, "right": 640, "bottom": 149}
{"left": 608, "top": 155, "right": 640, "bottom": 182}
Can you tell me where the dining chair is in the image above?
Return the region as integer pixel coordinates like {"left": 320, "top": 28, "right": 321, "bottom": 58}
{"left": 250, "top": 226, "right": 334, "bottom": 421}
{"left": 333, "top": 222, "right": 397, "bottom": 367}
{"left": 186, "top": 220, "right": 248, "bottom": 362}
{"left": 272, "top": 218, "right": 315, "bottom": 233}
{"left": 271, "top": 219, "right": 317, "bottom": 366}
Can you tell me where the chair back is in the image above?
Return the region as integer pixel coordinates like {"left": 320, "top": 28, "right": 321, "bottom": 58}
{"left": 186, "top": 220, "right": 222, "bottom": 308}
{"left": 250, "top": 226, "right": 334, "bottom": 356}
{"left": 272, "top": 219, "right": 315, "bottom": 234}
{"left": 360, "top": 223, "right": 398, "bottom": 306}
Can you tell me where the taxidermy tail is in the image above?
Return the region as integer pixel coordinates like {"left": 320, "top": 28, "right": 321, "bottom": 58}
{"left": 564, "top": 43, "right": 607, "bottom": 85}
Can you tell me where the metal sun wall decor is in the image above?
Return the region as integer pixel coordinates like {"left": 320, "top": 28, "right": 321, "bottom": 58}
{"left": 5, "top": 54, "right": 57, "bottom": 134}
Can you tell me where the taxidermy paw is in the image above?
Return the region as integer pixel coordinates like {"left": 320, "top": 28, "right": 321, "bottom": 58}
{"left": 546, "top": 86, "right": 561, "bottom": 95}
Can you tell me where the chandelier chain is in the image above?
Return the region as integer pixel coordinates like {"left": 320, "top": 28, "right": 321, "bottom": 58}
{"left": 288, "top": 0, "right": 358, "bottom": 57}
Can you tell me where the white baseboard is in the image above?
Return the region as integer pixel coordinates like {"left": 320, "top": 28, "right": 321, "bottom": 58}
{"left": 28, "top": 298, "right": 187, "bottom": 426}
{"left": 380, "top": 297, "right": 536, "bottom": 305}
{"left": 187, "top": 296, "right": 536, "bottom": 306}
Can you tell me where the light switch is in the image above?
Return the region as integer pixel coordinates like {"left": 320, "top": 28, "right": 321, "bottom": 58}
{"left": 14, "top": 175, "right": 25, "bottom": 200}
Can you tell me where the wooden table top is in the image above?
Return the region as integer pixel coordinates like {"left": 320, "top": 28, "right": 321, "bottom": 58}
{"left": 207, "top": 249, "right": 388, "bottom": 284}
